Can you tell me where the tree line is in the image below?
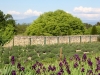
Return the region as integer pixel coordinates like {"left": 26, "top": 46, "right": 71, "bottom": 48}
{"left": 0, "top": 10, "right": 100, "bottom": 45}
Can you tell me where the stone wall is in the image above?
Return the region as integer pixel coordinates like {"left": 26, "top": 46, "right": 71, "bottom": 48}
{"left": 4, "top": 35, "right": 99, "bottom": 47}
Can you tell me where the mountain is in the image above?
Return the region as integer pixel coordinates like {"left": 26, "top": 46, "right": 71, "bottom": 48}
{"left": 82, "top": 20, "right": 99, "bottom": 25}
{"left": 16, "top": 16, "right": 38, "bottom": 24}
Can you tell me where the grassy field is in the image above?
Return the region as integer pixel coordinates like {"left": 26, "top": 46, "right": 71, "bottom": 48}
{"left": 0, "top": 42, "right": 100, "bottom": 75}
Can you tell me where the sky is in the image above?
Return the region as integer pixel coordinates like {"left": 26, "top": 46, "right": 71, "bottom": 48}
{"left": 0, "top": 0, "right": 100, "bottom": 22}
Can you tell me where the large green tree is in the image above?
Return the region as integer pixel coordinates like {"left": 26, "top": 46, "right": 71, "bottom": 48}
{"left": 91, "top": 26, "right": 97, "bottom": 35}
{"left": 0, "top": 10, "right": 15, "bottom": 45}
{"left": 25, "top": 10, "right": 85, "bottom": 36}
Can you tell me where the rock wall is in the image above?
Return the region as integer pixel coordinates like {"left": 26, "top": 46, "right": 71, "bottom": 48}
{"left": 4, "top": 35, "right": 99, "bottom": 47}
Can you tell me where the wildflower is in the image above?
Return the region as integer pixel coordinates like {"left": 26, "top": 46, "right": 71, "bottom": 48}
{"left": 52, "top": 65, "right": 56, "bottom": 71}
{"left": 74, "top": 62, "right": 78, "bottom": 68}
{"left": 59, "top": 62, "right": 63, "bottom": 67}
{"left": 11, "top": 61, "right": 15, "bottom": 65}
{"left": 60, "top": 68, "right": 64, "bottom": 73}
{"left": 36, "top": 68, "right": 41, "bottom": 74}
{"left": 74, "top": 54, "right": 80, "bottom": 61}
{"left": 21, "top": 67, "right": 25, "bottom": 71}
{"left": 17, "top": 63, "right": 21, "bottom": 69}
{"left": 81, "top": 68, "right": 85, "bottom": 72}
{"left": 11, "top": 56, "right": 15, "bottom": 61}
{"left": 11, "top": 56, "right": 15, "bottom": 65}
{"left": 43, "top": 66, "right": 46, "bottom": 72}
{"left": 57, "top": 71, "right": 62, "bottom": 75}
{"left": 66, "top": 68, "right": 71, "bottom": 74}
{"left": 87, "top": 70, "right": 93, "bottom": 75}
{"left": 82, "top": 54, "right": 87, "bottom": 61}
{"left": 48, "top": 65, "right": 52, "bottom": 72}
{"left": 87, "top": 58, "right": 93, "bottom": 67}
{"left": 32, "top": 64, "right": 37, "bottom": 70}
{"left": 11, "top": 70, "right": 16, "bottom": 75}
{"left": 95, "top": 57, "right": 99, "bottom": 61}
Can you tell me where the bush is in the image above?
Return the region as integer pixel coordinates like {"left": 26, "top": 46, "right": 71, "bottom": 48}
{"left": 91, "top": 26, "right": 97, "bottom": 35}
{"left": 97, "top": 35, "right": 100, "bottom": 42}
{"left": 47, "top": 53, "right": 55, "bottom": 58}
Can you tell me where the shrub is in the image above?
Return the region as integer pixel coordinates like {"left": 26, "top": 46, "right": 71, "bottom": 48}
{"left": 91, "top": 26, "right": 97, "bottom": 35}
{"left": 97, "top": 35, "right": 100, "bottom": 42}
{"left": 47, "top": 53, "right": 55, "bottom": 58}
{"left": 40, "top": 54, "right": 46, "bottom": 60}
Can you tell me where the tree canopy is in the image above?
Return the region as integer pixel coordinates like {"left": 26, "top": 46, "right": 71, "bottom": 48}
{"left": 0, "top": 10, "right": 15, "bottom": 45}
{"left": 25, "top": 10, "right": 85, "bottom": 36}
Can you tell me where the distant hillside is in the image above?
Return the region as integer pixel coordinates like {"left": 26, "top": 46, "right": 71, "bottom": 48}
{"left": 16, "top": 16, "right": 99, "bottom": 25}
{"left": 16, "top": 16, "right": 38, "bottom": 24}
{"left": 82, "top": 20, "right": 99, "bottom": 25}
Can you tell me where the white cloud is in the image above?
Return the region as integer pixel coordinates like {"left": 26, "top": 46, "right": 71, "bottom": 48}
{"left": 7, "top": 9, "right": 42, "bottom": 19}
{"left": 73, "top": 6, "right": 100, "bottom": 14}
{"left": 24, "top": 9, "right": 42, "bottom": 16}
{"left": 7, "top": 11, "right": 20, "bottom": 15}
{"left": 74, "top": 13, "right": 100, "bottom": 20}
{"left": 73, "top": 6, "right": 100, "bottom": 20}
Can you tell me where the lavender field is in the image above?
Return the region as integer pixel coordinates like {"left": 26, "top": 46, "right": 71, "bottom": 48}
{"left": 0, "top": 42, "right": 100, "bottom": 75}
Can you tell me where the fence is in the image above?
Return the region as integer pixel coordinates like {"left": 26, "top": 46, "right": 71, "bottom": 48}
{"left": 4, "top": 35, "right": 99, "bottom": 47}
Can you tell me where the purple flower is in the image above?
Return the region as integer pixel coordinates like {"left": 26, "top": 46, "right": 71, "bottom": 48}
{"left": 87, "top": 58, "right": 93, "bottom": 67}
{"left": 95, "top": 57, "right": 99, "bottom": 61}
{"left": 57, "top": 71, "right": 62, "bottom": 75}
{"left": 59, "top": 62, "right": 63, "bottom": 67}
{"left": 17, "top": 63, "right": 21, "bottom": 69}
{"left": 74, "top": 54, "right": 80, "bottom": 61}
{"left": 21, "top": 67, "right": 25, "bottom": 71}
{"left": 11, "top": 56, "right": 16, "bottom": 65}
{"left": 81, "top": 68, "right": 85, "bottom": 72}
{"left": 87, "top": 70, "right": 93, "bottom": 75}
{"left": 63, "top": 56, "right": 68, "bottom": 65}
{"left": 36, "top": 68, "right": 41, "bottom": 74}
{"left": 11, "top": 61, "right": 15, "bottom": 65}
{"left": 69, "top": 57, "right": 73, "bottom": 61}
{"left": 11, "top": 56, "right": 15, "bottom": 65}
{"left": 43, "top": 66, "right": 46, "bottom": 72}
{"left": 52, "top": 66, "right": 56, "bottom": 71}
{"left": 66, "top": 64, "right": 69, "bottom": 69}
{"left": 11, "top": 56, "right": 15, "bottom": 61}
{"left": 32, "top": 64, "right": 37, "bottom": 70}
{"left": 95, "top": 62, "right": 100, "bottom": 72}
{"left": 11, "top": 70, "right": 16, "bottom": 75}
{"left": 48, "top": 65, "right": 52, "bottom": 72}
{"left": 98, "top": 73, "right": 100, "bottom": 75}
{"left": 66, "top": 68, "right": 71, "bottom": 74}
{"left": 74, "top": 62, "right": 78, "bottom": 68}
{"left": 82, "top": 54, "right": 87, "bottom": 61}
{"left": 60, "top": 68, "right": 64, "bottom": 73}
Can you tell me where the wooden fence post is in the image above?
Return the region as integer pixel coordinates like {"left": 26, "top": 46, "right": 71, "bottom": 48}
{"left": 29, "top": 38, "right": 31, "bottom": 45}
{"left": 57, "top": 36, "right": 59, "bottom": 44}
{"left": 44, "top": 37, "right": 46, "bottom": 45}
{"left": 80, "top": 36, "right": 82, "bottom": 43}
{"left": 13, "top": 38, "right": 14, "bottom": 47}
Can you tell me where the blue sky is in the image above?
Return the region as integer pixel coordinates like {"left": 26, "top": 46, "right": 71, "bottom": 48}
{"left": 0, "top": 0, "right": 100, "bottom": 21}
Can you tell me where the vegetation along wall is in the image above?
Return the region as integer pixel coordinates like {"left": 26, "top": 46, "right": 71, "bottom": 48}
{"left": 4, "top": 35, "right": 99, "bottom": 47}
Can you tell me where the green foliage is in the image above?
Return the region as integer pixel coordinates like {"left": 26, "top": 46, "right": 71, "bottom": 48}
{"left": 25, "top": 10, "right": 85, "bottom": 36}
{"left": 15, "top": 23, "right": 29, "bottom": 35}
{"left": 0, "top": 10, "right": 15, "bottom": 45}
{"left": 84, "top": 23, "right": 92, "bottom": 29}
{"left": 84, "top": 27, "right": 92, "bottom": 35}
{"left": 91, "top": 26, "right": 97, "bottom": 35}
{"left": 96, "top": 26, "right": 100, "bottom": 34}
{"left": 97, "top": 35, "right": 100, "bottom": 42}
